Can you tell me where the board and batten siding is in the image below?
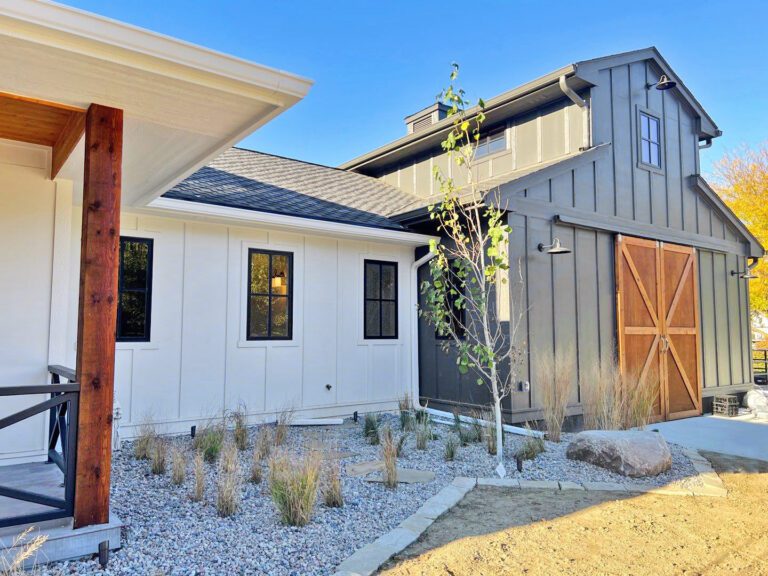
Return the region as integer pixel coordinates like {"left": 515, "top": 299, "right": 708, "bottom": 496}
{"left": 0, "top": 145, "right": 62, "bottom": 464}
{"left": 58, "top": 211, "right": 415, "bottom": 437}
{"left": 418, "top": 56, "right": 755, "bottom": 420}
{"left": 375, "top": 98, "right": 585, "bottom": 201}
{"left": 493, "top": 56, "right": 754, "bottom": 412}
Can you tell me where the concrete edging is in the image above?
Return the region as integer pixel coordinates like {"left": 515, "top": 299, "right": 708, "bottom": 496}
{"left": 331, "top": 449, "right": 726, "bottom": 575}
{"left": 332, "top": 477, "right": 476, "bottom": 576}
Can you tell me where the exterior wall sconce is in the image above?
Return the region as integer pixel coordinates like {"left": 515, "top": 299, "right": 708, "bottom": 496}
{"left": 537, "top": 238, "right": 572, "bottom": 255}
{"left": 731, "top": 270, "right": 758, "bottom": 280}
{"left": 647, "top": 74, "right": 676, "bottom": 91}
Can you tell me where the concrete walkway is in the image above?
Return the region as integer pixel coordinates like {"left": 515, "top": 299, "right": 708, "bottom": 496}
{"left": 652, "top": 415, "right": 768, "bottom": 462}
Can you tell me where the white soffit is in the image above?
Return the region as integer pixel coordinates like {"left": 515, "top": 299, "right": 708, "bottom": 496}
{"left": 0, "top": 0, "right": 313, "bottom": 206}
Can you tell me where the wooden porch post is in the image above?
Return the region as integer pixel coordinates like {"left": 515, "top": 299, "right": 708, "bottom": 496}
{"left": 73, "top": 104, "right": 123, "bottom": 528}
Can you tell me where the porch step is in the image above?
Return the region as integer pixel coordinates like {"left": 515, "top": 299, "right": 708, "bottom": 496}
{"left": 0, "top": 514, "right": 122, "bottom": 569}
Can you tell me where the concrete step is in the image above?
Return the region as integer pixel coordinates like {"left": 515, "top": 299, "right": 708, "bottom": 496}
{"left": 0, "top": 514, "right": 122, "bottom": 569}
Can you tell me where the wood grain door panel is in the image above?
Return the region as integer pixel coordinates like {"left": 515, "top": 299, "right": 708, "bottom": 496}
{"left": 616, "top": 236, "right": 702, "bottom": 422}
{"left": 616, "top": 236, "right": 664, "bottom": 421}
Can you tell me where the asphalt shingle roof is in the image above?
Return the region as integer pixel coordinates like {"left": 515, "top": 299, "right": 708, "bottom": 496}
{"left": 164, "top": 147, "right": 420, "bottom": 231}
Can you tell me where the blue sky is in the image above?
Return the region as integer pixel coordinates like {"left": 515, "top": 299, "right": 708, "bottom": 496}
{"left": 65, "top": 0, "right": 767, "bottom": 175}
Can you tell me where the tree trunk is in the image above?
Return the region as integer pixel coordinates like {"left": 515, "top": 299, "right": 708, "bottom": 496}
{"left": 490, "top": 361, "right": 504, "bottom": 474}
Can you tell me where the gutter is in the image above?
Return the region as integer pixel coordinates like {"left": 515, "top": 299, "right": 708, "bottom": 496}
{"left": 408, "top": 250, "right": 543, "bottom": 439}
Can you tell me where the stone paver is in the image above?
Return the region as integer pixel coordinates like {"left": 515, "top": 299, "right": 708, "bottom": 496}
{"left": 365, "top": 468, "right": 436, "bottom": 484}
{"left": 346, "top": 460, "right": 383, "bottom": 477}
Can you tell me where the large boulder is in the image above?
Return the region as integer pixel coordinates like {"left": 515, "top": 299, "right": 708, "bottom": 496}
{"left": 566, "top": 430, "right": 672, "bottom": 477}
{"left": 743, "top": 389, "right": 768, "bottom": 410}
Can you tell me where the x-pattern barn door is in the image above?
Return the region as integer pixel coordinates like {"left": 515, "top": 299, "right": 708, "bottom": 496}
{"left": 616, "top": 235, "right": 702, "bottom": 421}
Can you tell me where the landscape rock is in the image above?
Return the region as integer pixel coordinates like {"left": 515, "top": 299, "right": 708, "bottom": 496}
{"left": 566, "top": 430, "right": 672, "bottom": 477}
{"left": 743, "top": 389, "right": 768, "bottom": 410}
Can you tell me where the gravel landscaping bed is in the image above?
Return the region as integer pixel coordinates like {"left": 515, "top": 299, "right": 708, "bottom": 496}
{"left": 42, "top": 414, "right": 700, "bottom": 576}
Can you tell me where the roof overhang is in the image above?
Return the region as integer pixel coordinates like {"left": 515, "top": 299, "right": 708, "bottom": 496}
{"left": 340, "top": 64, "right": 583, "bottom": 173}
{"left": 342, "top": 47, "right": 721, "bottom": 174}
{"left": 146, "top": 197, "right": 437, "bottom": 246}
{"left": 0, "top": 0, "right": 313, "bottom": 206}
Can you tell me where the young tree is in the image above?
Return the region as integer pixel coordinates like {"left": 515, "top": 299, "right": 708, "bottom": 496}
{"left": 419, "top": 65, "right": 526, "bottom": 475}
{"left": 714, "top": 145, "right": 768, "bottom": 320}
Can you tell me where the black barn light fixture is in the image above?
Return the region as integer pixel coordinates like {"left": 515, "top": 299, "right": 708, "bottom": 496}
{"left": 647, "top": 74, "right": 677, "bottom": 91}
{"left": 537, "top": 238, "right": 572, "bottom": 255}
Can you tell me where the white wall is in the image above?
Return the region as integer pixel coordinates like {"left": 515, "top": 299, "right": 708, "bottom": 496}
{"left": 0, "top": 142, "right": 57, "bottom": 463}
{"left": 61, "top": 211, "right": 416, "bottom": 437}
{"left": 0, "top": 142, "right": 419, "bottom": 459}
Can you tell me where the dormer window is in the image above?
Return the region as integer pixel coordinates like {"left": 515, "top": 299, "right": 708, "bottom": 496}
{"left": 639, "top": 110, "right": 662, "bottom": 169}
{"left": 475, "top": 127, "right": 507, "bottom": 159}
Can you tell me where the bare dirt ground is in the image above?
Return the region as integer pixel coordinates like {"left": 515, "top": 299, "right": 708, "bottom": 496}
{"left": 380, "top": 454, "right": 768, "bottom": 576}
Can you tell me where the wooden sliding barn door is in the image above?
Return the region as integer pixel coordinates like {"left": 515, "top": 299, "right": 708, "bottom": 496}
{"left": 659, "top": 243, "right": 702, "bottom": 419}
{"left": 616, "top": 236, "right": 702, "bottom": 422}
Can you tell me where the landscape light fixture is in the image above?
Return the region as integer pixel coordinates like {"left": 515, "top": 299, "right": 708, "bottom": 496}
{"left": 537, "top": 238, "right": 572, "bottom": 255}
{"left": 647, "top": 74, "right": 677, "bottom": 91}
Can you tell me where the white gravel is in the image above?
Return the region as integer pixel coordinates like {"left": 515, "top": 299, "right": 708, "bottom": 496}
{"left": 42, "top": 414, "right": 699, "bottom": 576}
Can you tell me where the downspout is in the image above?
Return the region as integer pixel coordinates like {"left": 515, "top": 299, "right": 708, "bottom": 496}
{"left": 411, "top": 250, "right": 436, "bottom": 411}
{"left": 559, "top": 75, "right": 590, "bottom": 151}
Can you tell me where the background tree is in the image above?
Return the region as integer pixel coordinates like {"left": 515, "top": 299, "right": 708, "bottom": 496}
{"left": 419, "top": 65, "right": 526, "bottom": 475}
{"left": 714, "top": 144, "right": 768, "bottom": 334}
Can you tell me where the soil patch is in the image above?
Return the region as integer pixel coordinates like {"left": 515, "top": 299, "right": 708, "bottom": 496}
{"left": 381, "top": 462, "right": 768, "bottom": 576}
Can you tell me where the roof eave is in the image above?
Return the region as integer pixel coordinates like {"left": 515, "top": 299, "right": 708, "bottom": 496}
{"left": 1, "top": 0, "right": 313, "bottom": 105}
{"left": 340, "top": 63, "right": 578, "bottom": 172}
{"left": 147, "top": 197, "right": 437, "bottom": 246}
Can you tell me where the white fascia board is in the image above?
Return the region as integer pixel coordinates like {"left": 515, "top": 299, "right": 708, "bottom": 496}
{"left": 0, "top": 0, "right": 313, "bottom": 104}
{"left": 146, "top": 197, "right": 437, "bottom": 246}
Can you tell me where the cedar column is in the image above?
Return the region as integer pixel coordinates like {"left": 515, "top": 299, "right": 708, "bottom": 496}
{"left": 73, "top": 104, "right": 123, "bottom": 528}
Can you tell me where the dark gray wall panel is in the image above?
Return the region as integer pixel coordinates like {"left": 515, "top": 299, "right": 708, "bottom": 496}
{"left": 698, "top": 250, "right": 718, "bottom": 389}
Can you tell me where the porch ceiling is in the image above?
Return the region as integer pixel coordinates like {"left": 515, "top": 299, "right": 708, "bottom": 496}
{"left": 0, "top": 0, "right": 313, "bottom": 207}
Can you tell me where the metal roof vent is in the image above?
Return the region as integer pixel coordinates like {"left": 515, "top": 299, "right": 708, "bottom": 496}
{"left": 405, "top": 102, "right": 451, "bottom": 134}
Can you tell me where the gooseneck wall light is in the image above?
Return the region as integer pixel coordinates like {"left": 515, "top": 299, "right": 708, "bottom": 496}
{"left": 537, "top": 238, "right": 572, "bottom": 255}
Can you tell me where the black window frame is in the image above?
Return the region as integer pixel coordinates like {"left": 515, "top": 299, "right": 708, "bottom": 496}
{"left": 475, "top": 126, "right": 507, "bottom": 160}
{"left": 435, "top": 260, "right": 466, "bottom": 340}
{"left": 116, "top": 236, "right": 154, "bottom": 343}
{"left": 246, "top": 248, "right": 294, "bottom": 341}
{"left": 364, "top": 259, "right": 398, "bottom": 340}
{"left": 638, "top": 108, "right": 663, "bottom": 172}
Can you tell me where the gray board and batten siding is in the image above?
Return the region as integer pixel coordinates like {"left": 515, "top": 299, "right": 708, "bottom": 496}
{"left": 352, "top": 49, "right": 763, "bottom": 422}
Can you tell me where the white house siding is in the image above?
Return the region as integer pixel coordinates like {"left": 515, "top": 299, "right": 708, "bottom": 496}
{"left": 60, "top": 211, "right": 416, "bottom": 438}
{"left": 0, "top": 146, "right": 419, "bottom": 461}
{"left": 0, "top": 142, "right": 58, "bottom": 463}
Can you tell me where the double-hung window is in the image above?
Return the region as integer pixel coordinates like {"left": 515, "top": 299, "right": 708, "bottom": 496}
{"left": 639, "top": 110, "right": 662, "bottom": 169}
{"left": 247, "top": 249, "right": 293, "bottom": 340}
{"left": 117, "top": 237, "right": 153, "bottom": 342}
{"left": 364, "top": 260, "right": 398, "bottom": 339}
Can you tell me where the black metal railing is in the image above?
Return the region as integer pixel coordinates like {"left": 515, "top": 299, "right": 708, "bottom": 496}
{"left": 754, "top": 349, "right": 768, "bottom": 385}
{"left": 0, "top": 366, "right": 79, "bottom": 528}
